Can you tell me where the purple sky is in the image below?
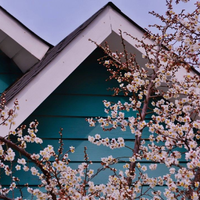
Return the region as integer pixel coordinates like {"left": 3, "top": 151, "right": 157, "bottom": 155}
{"left": 0, "top": 0, "right": 196, "bottom": 45}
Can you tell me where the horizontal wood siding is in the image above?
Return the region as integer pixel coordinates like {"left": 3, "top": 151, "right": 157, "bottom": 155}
{"left": 1, "top": 48, "right": 174, "bottom": 198}
{"left": 32, "top": 94, "right": 134, "bottom": 117}
{"left": 23, "top": 117, "right": 151, "bottom": 139}
{"left": 2, "top": 161, "right": 172, "bottom": 185}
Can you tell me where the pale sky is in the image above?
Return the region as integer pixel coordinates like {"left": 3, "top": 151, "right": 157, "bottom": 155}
{"left": 0, "top": 0, "right": 196, "bottom": 45}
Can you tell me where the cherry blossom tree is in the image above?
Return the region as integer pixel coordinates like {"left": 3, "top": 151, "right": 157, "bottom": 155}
{"left": 1, "top": 0, "right": 200, "bottom": 199}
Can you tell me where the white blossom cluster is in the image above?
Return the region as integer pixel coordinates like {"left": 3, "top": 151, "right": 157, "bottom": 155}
{"left": 88, "top": 134, "right": 125, "bottom": 149}
{"left": 0, "top": 98, "right": 19, "bottom": 127}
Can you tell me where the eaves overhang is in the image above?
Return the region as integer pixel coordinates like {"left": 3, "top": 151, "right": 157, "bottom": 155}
{"left": 0, "top": 6, "right": 53, "bottom": 73}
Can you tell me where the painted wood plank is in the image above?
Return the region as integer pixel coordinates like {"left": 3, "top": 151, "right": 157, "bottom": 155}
{"left": 25, "top": 140, "right": 134, "bottom": 162}
{"left": 4, "top": 185, "right": 167, "bottom": 200}
{"left": 23, "top": 117, "right": 151, "bottom": 140}
{"left": 4, "top": 186, "right": 167, "bottom": 200}
{"left": 32, "top": 94, "right": 138, "bottom": 117}
{"left": 1, "top": 162, "right": 172, "bottom": 185}
{"left": 22, "top": 139, "right": 187, "bottom": 162}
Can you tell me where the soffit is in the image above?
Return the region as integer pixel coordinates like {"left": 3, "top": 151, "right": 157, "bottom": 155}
{"left": 0, "top": 30, "right": 39, "bottom": 72}
{"left": 0, "top": 7, "right": 52, "bottom": 72}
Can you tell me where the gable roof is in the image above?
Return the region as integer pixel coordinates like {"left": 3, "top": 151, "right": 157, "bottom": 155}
{"left": 0, "top": 2, "right": 197, "bottom": 136}
{"left": 0, "top": 6, "right": 52, "bottom": 72}
{"left": 4, "top": 2, "right": 146, "bottom": 104}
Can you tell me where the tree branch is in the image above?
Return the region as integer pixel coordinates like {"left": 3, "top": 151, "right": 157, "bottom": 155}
{"left": 0, "top": 194, "right": 12, "bottom": 200}
{"left": 0, "top": 136, "right": 57, "bottom": 200}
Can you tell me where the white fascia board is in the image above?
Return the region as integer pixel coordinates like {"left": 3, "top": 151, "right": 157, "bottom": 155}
{"left": 0, "top": 9, "right": 50, "bottom": 60}
{"left": 0, "top": 7, "right": 112, "bottom": 136}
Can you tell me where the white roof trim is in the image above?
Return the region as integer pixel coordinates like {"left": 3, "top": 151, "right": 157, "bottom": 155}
{"left": 0, "top": 8, "right": 50, "bottom": 60}
{"left": 0, "top": 5, "right": 151, "bottom": 136}
{"left": 0, "top": 7, "right": 51, "bottom": 72}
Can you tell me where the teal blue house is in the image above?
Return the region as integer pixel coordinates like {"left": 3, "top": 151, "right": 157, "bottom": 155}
{"left": 0, "top": 2, "right": 149, "bottom": 137}
{"left": 0, "top": 2, "right": 150, "bottom": 196}
{"left": 0, "top": 2, "right": 196, "bottom": 199}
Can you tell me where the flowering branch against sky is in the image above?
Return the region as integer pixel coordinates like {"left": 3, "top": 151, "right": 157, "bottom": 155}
{"left": 0, "top": 0, "right": 196, "bottom": 45}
